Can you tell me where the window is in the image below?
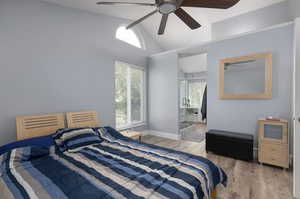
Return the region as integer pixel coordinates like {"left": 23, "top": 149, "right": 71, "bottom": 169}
{"left": 115, "top": 61, "right": 145, "bottom": 129}
{"left": 188, "top": 80, "right": 206, "bottom": 108}
{"left": 189, "top": 81, "right": 206, "bottom": 108}
{"left": 116, "top": 26, "right": 143, "bottom": 49}
{"left": 180, "top": 80, "right": 206, "bottom": 108}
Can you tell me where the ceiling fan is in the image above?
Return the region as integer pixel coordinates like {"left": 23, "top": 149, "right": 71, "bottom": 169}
{"left": 96, "top": 0, "right": 240, "bottom": 35}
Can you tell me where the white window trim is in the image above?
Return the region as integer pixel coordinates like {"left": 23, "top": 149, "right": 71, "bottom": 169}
{"left": 115, "top": 61, "right": 146, "bottom": 130}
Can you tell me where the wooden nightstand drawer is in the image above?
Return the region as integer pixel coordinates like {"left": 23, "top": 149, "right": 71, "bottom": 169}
{"left": 260, "top": 142, "right": 287, "bottom": 154}
{"left": 259, "top": 143, "right": 289, "bottom": 168}
{"left": 259, "top": 152, "right": 288, "bottom": 168}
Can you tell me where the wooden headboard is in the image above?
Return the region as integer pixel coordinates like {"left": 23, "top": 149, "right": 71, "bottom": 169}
{"left": 16, "top": 113, "right": 65, "bottom": 140}
{"left": 66, "top": 111, "right": 100, "bottom": 128}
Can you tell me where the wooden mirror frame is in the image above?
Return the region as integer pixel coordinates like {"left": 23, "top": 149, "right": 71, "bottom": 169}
{"left": 219, "top": 52, "right": 273, "bottom": 99}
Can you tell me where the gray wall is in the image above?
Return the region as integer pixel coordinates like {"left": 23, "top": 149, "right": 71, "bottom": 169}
{"left": 212, "top": 1, "right": 291, "bottom": 40}
{"left": 148, "top": 52, "right": 179, "bottom": 134}
{"left": 0, "top": 0, "right": 162, "bottom": 146}
{"left": 207, "top": 24, "right": 293, "bottom": 148}
{"left": 147, "top": 23, "right": 293, "bottom": 146}
{"left": 288, "top": 0, "right": 300, "bottom": 19}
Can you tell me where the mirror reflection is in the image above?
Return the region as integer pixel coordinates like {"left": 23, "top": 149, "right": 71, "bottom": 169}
{"left": 224, "top": 58, "right": 265, "bottom": 95}
{"left": 219, "top": 53, "right": 272, "bottom": 99}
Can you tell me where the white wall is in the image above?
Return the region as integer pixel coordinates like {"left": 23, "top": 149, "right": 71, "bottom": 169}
{"left": 0, "top": 0, "right": 162, "bottom": 146}
{"left": 293, "top": 17, "right": 300, "bottom": 199}
{"left": 212, "top": 1, "right": 291, "bottom": 40}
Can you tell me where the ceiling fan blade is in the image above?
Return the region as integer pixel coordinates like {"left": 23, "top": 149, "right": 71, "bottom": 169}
{"left": 174, "top": 8, "right": 201, "bottom": 29}
{"left": 127, "top": 10, "right": 158, "bottom": 29}
{"left": 158, "top": 14, "right": 168, "bottom": 35}
{"left": 181, "top": 0, "right": 239, "bottom": 9}
{"left": 96, "top": 2, "right": 155, "bottom": 6}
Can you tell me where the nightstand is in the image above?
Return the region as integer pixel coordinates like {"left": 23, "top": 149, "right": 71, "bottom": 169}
{"left": 258, "top": 118, "right": 289, "bottom": 168}
{"left": 121, "top": 131, "right": 143, "bottom": 141}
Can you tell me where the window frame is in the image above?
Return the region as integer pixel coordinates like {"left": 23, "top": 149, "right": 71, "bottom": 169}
{"left": 115, "top": 61, "right": 146, "bottom": 131}
{"left": 115, "top": 26, "right": 146, "bottom": 50}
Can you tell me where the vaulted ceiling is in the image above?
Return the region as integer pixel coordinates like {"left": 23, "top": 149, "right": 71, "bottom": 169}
{"left": 41, "top": 0, "right": 286, "bottom": 50}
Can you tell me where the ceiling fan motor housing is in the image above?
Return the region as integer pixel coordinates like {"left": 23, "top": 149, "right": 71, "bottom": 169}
{"left": 157, "top": 0, "right": 177, "bottom": 14}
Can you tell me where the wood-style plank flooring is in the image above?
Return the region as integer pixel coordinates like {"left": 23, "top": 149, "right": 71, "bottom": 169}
{"left": 141, "top": 135, "right": 294, "bottom": 199}
{"left": 182, "top": 123, "right": 207, "bottom": 142}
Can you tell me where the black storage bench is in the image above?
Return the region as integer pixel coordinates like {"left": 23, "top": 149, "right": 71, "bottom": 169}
{"left": 206, "top": 129, "right": 254, "bottom": 161}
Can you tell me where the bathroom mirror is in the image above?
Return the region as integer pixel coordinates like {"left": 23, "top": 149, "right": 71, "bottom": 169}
{"left": 219, "top": 52, "right": 272, "bottom": 99}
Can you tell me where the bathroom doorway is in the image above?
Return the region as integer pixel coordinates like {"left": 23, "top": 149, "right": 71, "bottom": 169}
{"left": 178, "top": 53, "right": 207, "bottom": 142}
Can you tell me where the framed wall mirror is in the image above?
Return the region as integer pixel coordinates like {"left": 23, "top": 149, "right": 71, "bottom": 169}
{"left": 219, "top": 52, "right": 273, "bottom": 99}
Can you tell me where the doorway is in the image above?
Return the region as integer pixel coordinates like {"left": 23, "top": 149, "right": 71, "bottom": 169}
{"left": 178, "top": 53, "right": 207, "bottom": 142}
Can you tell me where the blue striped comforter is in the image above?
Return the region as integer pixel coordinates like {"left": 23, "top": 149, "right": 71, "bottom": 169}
{"left": 0, "top": 127, "right": 227, "bottom": 199}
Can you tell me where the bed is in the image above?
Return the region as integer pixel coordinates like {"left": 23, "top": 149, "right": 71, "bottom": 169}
{"left": 0, "top": 111, "right": 226, "bottom": 199}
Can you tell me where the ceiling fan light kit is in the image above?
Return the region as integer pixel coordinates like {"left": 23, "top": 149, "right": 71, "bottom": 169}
{"left": 157, "top": 0, "right": 177, "bottom": 14}
{"left": 96, "top": 0, "right": 240, "bottom": 35}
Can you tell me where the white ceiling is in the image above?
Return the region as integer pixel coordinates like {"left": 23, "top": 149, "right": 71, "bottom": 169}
{"left": 40, "top": 0, "right": 286, "bottom": 50}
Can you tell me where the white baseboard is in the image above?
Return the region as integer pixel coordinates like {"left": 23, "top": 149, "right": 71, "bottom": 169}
{"left": 143, "top": 130, "right": 181, "bottom": 140}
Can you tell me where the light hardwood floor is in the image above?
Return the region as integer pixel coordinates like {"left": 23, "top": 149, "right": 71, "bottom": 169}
{"left": 141, "top": 135, "right": 294, "bottom": 199}
{"left": 182, "top": 123, "right": 207, "bottom": 142}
